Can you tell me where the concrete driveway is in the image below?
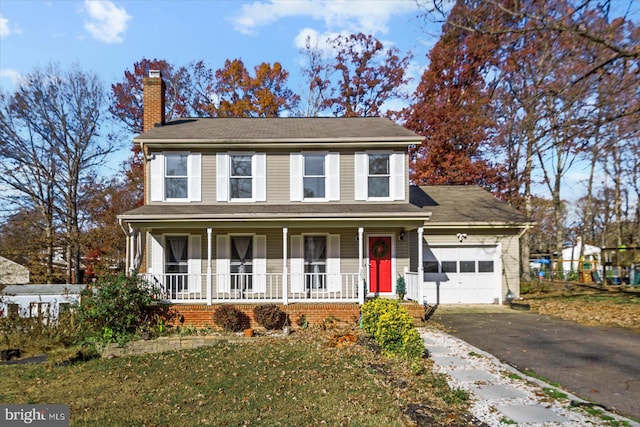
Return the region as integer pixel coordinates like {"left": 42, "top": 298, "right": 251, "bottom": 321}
{"left": 432, "top": 308, "right": 640, "bottom": 420}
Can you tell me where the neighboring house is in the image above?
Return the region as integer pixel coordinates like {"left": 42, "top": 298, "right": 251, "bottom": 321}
{"left": 560, "top": 237, "right": 601, "bottom": 273}
{"left": 0, "top": 284, "right": 85, "bottom": 320}
{"left": 0, "top": 256, "right": 29, "bottom": 285}
{"left": 117, "top": 71, "right": 530, "bottom": 315}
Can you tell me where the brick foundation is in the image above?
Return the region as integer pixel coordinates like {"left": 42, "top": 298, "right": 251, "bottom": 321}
{"left": 162, "top": 301, "right": 425, "bottom": 329}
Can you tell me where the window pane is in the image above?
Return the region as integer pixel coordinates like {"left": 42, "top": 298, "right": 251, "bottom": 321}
{"left": 478, "top": 261, "right": 494, "bottom": 272}
{"left": 441, "top": 261, "right": 457, "bottom": 273}
{"left": 230, "top": 177, "right": 252, "bottom": 199}
{"left": 369, "top": 154, "right": 389, "bottom": 175}
{"left": 231, "top": 155, "right": 252, "bottom": 177}
{"left": 304, "top": 155, "right": 325, "bottom": 175}
{"left": 424, "top": 261, "right": 439, "bottom": 273}
{"left": 304, "top": 236, "right": 326, "bottom": 290}
{"left": 368, "top": 176, "right": 389, "bottom": 197}
{"left": 304, "top": 177, "right": 325, "bottom": 198}
{"left": 166, "top": 155, "right": 188, "bottom": 176}
{"left": 166, "top": 177, "right": 188, "bottom": 199}
{"left": 460, "top": 261, "right": 475, "bottom": 273}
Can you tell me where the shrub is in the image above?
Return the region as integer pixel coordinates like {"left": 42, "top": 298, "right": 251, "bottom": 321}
{"left": 360, "top": 298, "right": 400, "bottom": 335}
{"left": 253, "top": 305, "right": 286, "bottom": 330}
{"left": 77, "top": 274, "right": 159, "bottom": 346}
{"left": 360, "top": 298, "right": 424, "bottom": 360}
{"left": 213, "top": 305, "right": 248, "bottom": 332}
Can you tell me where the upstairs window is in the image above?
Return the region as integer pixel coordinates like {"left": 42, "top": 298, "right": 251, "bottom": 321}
{"left": 290, "top": 152, "right": 339, "bottom": 201}
{"left": 230, "top": 155, "right": 253, "bottom": 199}
{"left": 367, "top": 154, "right": 390, "bottom": 198}
{"left": 355, "top": 151, "right": 405, "bottom": 201}
{"left": 303, "top": 154, "right": 325, "bottom": 199}
{"left": 165, "top": 154, "right": 188, "bottom": 199}
{"left": 217, "top": 152, "right": 266, "bottom": 202}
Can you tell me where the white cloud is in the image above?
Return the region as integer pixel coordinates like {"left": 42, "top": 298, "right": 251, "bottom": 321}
{"left": 0, "top": 15, "right": 10, "bottom": 37}
{"left": 83, "top": 0, "right": 131, "bottom": 44}
{"left": 231, "top": 0, "right": 419, "bottom": 36}
{"left": 0, "top": 68, "right": 23, "bottom": 90}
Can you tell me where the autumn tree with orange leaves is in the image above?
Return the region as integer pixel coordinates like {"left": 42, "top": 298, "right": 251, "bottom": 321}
{"left": 404, "top": 2, "right": 505, "bottom": 192}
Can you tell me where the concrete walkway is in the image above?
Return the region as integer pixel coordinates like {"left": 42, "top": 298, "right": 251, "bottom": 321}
{"left": 422, "top": 328, "right": 639, "bottom": 426}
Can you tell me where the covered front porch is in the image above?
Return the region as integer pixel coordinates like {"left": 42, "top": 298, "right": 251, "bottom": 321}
{"left": 124, "top": 224, "right": 429, "bottom": 305}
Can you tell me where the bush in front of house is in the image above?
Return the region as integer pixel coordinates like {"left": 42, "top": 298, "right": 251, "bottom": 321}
{"left": 360, "top": 298, "right": 401, "bottom": 335}
{"left": 213, "top": 305, "right": 249, "bottom": 332}
{"left": 77, "top": 274, "right": 159, "bottom": 346}
{"left": 360, "top": 298, "right": 424, "bottom": 360}
{"left": 253, "top": 304, "right": 286, "bottom": 330}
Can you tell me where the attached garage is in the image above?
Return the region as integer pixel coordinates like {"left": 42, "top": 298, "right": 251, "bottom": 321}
{"left": 410, "top": 186, "right": 531, "bottom": 305}
{"left": 423, "top": 245, "right": 501, "bottom": 304}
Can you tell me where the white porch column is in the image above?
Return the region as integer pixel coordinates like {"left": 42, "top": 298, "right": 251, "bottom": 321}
{"left": 417, "top": 226, "right": 424, "bottom": 305}
{"left": 358, "top": 227, "right": 365, "bottom": 305}
{"left": 282, "top": 227, "right": 289, "bottom": 305}
{"left": 124, "top": 225, "right": 131, "bottom": 275}
{"left": 128, "top": 225, "right": 135, "bottom": 276}
{"left": 207, "top": 228, "right": 213, "bottom": 305}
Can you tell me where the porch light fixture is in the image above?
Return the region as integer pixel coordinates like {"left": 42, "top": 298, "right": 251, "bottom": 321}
{"left": 399, "top": 231, "right": 405, "bottom": 241}
{"left": 456, "top": 233, "right": 467, "bottom": 243}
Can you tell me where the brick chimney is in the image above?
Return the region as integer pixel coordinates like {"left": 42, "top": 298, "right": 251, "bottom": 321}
{"left": 143, "top": 70, "right": 165, "bottom": 132}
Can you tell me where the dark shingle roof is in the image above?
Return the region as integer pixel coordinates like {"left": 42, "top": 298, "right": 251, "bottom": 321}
{"left": 134, "top": 117, "right": 422, "bottom": 143}
{"left": 410, "top": 186, "right": 530, "bottom": 225}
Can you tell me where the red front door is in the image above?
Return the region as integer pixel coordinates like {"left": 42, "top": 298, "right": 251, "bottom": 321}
{"left": 369, "top": 236, "right": 392, "bottom": 293}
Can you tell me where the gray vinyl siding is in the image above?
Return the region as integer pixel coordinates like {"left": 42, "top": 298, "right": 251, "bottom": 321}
{"left": 146, "top": 148, "right": 411, "bottom": 205}
{"left": 266, "top": 152, "right": 290, "bottom": 203}
{"left": 201, "top": 150, "right": 216, "bottom": 202}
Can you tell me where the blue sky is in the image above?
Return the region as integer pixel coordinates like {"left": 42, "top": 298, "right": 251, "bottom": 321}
{"left": 1, "top": 0, "right": 439, "bottom": 175}
{"left": 0, "top": 0, "right": 437, "bottom": 99}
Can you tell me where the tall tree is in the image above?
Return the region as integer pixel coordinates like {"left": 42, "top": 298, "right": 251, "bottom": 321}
{"left": 192, "top": 58, "right": 299, "bottom": 117}
{"left": 404, "top": 3, "right": 505, "bottom": 191}
{"left": 424, "top": 0, "right": 640, "bottom": 80}
{"left": 299, "top": 33, "right": 412, "bottom": 117}
{"left": 110, "top": 58, "right": 194, "bottom": 135}
{"left": 0, "top": 64, "right": 117, "bottom": 283}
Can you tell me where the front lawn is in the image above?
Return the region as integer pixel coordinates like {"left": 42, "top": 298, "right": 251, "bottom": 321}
{"left": 522, "top": 281, "right": 640, "bottom": 331}
{"left": 0, "top": 329, "right": 473, "bottom": 426}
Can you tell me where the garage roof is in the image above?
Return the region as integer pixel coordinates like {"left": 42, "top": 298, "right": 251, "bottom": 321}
{"left": 412, "top": 186, "right": 530, "bottom": 226}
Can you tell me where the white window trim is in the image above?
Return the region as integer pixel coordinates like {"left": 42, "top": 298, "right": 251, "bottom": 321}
{"left": 291, "top": 152, "right": 340, "bottom": 202}
{"left": 150, "top": 152, "right": 201, "bottom": 202}
{"left": 355, "top": 151, "right": 404, "bottom": 201}
{"left": 151, "top": 233, "right": 201, "bottom": 293}
{"left": 303, "top": 151, "right": 328, "bottom": 202}
{"left": 291, "top": 233, "right": 341, "bottom": 293}
{"left": 216, "top": 234, "right": 267, "bottom": 293}
{"left": 218, "top": 152, "right": 266, "bottom": 202}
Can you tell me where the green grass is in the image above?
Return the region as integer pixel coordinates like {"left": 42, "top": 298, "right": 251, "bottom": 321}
{"left": 543, "top": 387, "right": 568, "bottom": 400}
{"left": 0, "top": 330, "right": 470, "bottom": 426}
{"left": 523, "top": 368, "right": 561, "bottom": 387}
{"left": 582, "top": 406, "right": 632, "bottom": 427}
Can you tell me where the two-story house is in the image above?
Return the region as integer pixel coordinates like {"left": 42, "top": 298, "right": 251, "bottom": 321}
{"left": 118, "top": 71, "right": 530, "bottom": 325}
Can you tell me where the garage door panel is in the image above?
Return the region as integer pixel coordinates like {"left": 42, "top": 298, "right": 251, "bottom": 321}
{"left": 422, "top": 245, "right": 499, "bottom": 304}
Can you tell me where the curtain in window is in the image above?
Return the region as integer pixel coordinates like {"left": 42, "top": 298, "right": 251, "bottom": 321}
{"left": 305, "top": 236, "right": 326, "bottom": 289}
{"left": 232, "top": 236, "right": 252, "bottom": 270}
{"left": 167, "top": 237, "right": 187, "bottom": 270}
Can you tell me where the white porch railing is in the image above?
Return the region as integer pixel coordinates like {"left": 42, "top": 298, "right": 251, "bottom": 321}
{"left": 140, "top": 272, "right": 361, "bottom": 304}
{"left": 405, "top": 271, "right": 422, "bottom": 303}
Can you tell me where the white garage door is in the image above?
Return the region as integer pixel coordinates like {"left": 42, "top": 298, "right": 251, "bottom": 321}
{"left": 422, "top": 245, "right": 500, "bottom": 304}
